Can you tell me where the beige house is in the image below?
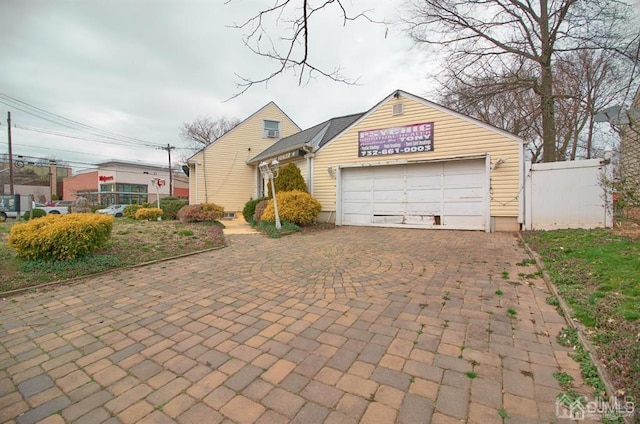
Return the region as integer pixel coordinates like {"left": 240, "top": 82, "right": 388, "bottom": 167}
{"left": 249, "top": 90, "right": 524, "bottom": 232}
{"left": 193, "top": 90, "right": 525, "bottom": 231}
{"left": 187, "top": 102, "right": 300, "bottom": 216}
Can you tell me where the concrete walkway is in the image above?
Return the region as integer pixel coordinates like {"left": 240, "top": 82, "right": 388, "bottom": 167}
{"left": 222, "top": 217, "right": 258, "bottom": 235}
{"left": 0, "top": 227, "right": 593, "bottom": 423}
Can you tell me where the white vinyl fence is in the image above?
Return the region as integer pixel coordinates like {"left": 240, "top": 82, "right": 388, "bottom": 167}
{"left": 524, "top": 158, "right": 613, "bottom": 231}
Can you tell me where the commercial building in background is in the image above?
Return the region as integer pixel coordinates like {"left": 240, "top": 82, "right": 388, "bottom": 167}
{"left": 63, "top": 160, "right": 188, "bottom": 205}
{"left": 0, "top": 155, "right": 72, "bottom": 202}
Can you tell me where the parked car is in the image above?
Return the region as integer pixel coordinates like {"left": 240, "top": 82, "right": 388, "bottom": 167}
{"left": 33, "top": 202, "right": 69, "bottom": 215}
{"left": 96, "top": 204, "right": 126, "bottom": 217}
{"left": 53, "top": 200, "right": 73, "bottom": 208}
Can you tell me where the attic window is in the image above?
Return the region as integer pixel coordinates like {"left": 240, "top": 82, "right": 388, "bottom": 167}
{"left": 264, "top": 120, "right": 280, "bottom": 138}
{"left": 392, "top": 103, "right": 404, "bottom": 116}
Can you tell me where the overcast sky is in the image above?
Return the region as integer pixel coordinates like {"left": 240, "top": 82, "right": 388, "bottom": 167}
{"left": 0, "top": 0, "right": 437, "bottom": 172}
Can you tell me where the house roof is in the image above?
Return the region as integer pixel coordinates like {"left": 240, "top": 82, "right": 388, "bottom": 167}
{"left": 246, "top": 112, "right": 364, "bottom": 164}
{"left": 187, "top": 101, "right": 300, "bottom": 163}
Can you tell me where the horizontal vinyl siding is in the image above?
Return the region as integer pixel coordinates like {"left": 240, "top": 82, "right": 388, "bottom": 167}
{"left": 314, "top": 96, "right": 520, "bottom": 217}
{"left": 197, "top": 103, "right": 300, "bottom": 212}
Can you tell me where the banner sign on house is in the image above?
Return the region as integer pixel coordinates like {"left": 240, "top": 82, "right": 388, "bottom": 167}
{"left": 358, "top": 122, "right": 434, "bottom": 157}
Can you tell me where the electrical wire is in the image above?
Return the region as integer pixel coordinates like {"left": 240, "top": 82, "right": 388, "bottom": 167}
{"left": 0, "top": 92, "right": 164, "bottom": 148}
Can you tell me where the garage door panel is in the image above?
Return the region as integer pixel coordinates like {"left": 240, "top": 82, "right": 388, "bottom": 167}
{"left": 343, "top": 179, "right": 373, "bottom": 191}
{"left": 407, "top": 189, "right": 442, "bottom": 202}
{"left": 343, "top": 213, "right": 372, "bottom": 225}
{"left": 406, "top": 164, "right": 442, "bottom": 176}
{"left": 406, "top": 202, "right": 441, "bottom": 215}
{"left": 373, "top": 177, "right": 404, "bottom": 189}
{"left": 343, "top": 201, "right": 373, "bottom": 214}
{"left": 443, "top": 187, "right": 484, "bottom": 200}
{"left": 444, "top": 173, "right": 484, "bottom": 186}
{"left": 371, "top": 215, "right": 404, "bottom": 224}
{"left": 341, "top": 159, "right": 487, "bottom": 230}
{"left": 344, "top": 190, "right": 372, "bottom": 202}
{"left": 373, "top": 190, "right": 405, "bottom": 202}
{"left": 406, "top": 175, "right": 442, "bottom": 188}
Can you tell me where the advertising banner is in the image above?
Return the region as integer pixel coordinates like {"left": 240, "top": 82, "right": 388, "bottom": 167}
{"left": 358, "top": 122, "right": 434, "bottom": 157}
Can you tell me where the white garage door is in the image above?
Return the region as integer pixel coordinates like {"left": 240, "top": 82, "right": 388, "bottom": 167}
{"left": 339, "top": 159, "right": 488, "bottom": 230}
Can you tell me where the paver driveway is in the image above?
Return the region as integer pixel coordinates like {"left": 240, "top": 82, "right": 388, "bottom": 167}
{"left": 0, "top": 227, "right": 590, "bottom": 424}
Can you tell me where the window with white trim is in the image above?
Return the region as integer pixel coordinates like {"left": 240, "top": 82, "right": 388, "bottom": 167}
{"left": 392, "top": 103, "right": 404, "bottom": 116}
{"left": 263, "top": 120, "right": 280, "bottom": 138}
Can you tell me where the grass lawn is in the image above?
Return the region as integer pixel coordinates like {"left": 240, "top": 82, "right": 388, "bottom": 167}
{"left": 0, "top": 218, "right": 226, "bottom": 293}
{"left": 523, "top": 228, "right": 640, "bottom": 406}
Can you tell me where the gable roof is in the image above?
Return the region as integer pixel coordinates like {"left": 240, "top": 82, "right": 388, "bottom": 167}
{"left": 247, "top": 112, "right": 364, "bottom": 165}
{"left": 315, "top": 89, "right": 525, "bottom": 156}
{"left": 187, "top": 101, "right": 299, "bottom": 163}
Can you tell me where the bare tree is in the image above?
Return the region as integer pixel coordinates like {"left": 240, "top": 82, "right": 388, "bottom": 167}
{"left": 180, "top": 117, "right": 240, "bottom": 151}
{"left": 227, "top": 0, "right": 384, "bottom": 98}
{"left": 404, "top": 0, "right": 637, "bottom": 162}
{"left": 553, "top": 49, "right": 626, "bottom": 160}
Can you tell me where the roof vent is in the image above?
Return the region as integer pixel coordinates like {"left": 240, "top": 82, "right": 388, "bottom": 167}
{"left": 392, "top": 103, "right": 404, "bottom": 116}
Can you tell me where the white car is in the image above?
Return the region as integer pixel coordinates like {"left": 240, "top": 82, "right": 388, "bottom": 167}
{"left": 96, "top": 204, "right": 126, "bottom": 217}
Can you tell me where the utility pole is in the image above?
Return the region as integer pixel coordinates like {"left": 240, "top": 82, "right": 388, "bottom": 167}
{"left": 7, "top": 112, "right": 14, "bottom": 195}
{"left": 158, "top": 144, "right": 175, "bottom": 196}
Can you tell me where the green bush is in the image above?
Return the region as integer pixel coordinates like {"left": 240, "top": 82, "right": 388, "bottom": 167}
{"left": 159, "top": 197, "right": 189, "bottom": 220}
{"left": 134, "top": 207, "right": 164, "bottom": 221}
{"left": 268, "top": 163, "right": 308, "bottom": 197}
{"left": 177, "top": 203, "right": 224, "bottom": 223}
{"left": 253, "top": 199, "right": 269, "bottom": 223}
{"left": 243, "top": 197, "right": 267, "bottom": 223}
{"left": 8, "top": 213, "right": 114, "bottom": 261}
{"left": 260, "top": 190, "right": 321, "bottom": 226}
{"left": 22, "top": 208, "right": 47, "bottom": 221}
{"left": 123, "top": 204, "right": 143, "bottom": 218}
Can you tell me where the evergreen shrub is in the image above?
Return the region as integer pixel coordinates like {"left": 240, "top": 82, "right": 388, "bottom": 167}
{"left": 22, "top": 209, "right": 47, "bottom": 221}
{"left": 134, "top": 207, "right": 164, "bottom": 221}
{"left": 159, "top": 197, "right": 189, "bottom": 220}
{"left": 123, "top": 204, "right": 143, "bottom": 218}
{"left": 261, "top": 190, "right": 321, "bottom": 226}
{"left": 267, "top": 163, "right": 308, "bottom": 197}
{"left": 243, "top": 197, "right": 267, "bottom": 223}
{"left": 8, "top": 213, "right": 114, "bottom": 261}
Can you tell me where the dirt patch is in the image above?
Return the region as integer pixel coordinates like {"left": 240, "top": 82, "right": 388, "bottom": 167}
{"left": 612, "top": 220, "right": 640, "bottom": 240}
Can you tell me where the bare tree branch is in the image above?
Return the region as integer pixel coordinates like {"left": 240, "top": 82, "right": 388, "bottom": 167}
{"left": 180, "top": 117, "right": 240, "bottom": 150}
{"left": 404, "top": 0, "right": 638, "bottom": 162}
{"left": 225, "top": 0, "right": 385, "bottom": 99}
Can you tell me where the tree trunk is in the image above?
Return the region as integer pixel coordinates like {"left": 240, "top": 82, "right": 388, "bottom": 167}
{"left": 539, "top": 0, "right": 557, "bottom": 162}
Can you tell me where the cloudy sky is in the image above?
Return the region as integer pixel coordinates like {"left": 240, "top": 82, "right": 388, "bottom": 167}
{"left": 0, "top": 0, "right": 437, "bottom": 172}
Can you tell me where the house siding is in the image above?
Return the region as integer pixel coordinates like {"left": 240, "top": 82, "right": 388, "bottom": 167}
{"left": 189, "top": 102, "right": 300, "bottom": 212}
{"left": 313, "top": 94, "right": 521, "bottom": 221}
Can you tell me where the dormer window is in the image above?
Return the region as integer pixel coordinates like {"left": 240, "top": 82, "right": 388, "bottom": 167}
{"left": 264, "top": 120, "right": 280, "bottom": 138}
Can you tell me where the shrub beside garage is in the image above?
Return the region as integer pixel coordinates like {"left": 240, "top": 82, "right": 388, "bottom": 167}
{"left": 259, "top": 190, "right": 322, "bottom": 226}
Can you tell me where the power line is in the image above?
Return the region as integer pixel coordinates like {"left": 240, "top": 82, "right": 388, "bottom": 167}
{"left": 0, "top": 92, "right": 166, "bottom": 148}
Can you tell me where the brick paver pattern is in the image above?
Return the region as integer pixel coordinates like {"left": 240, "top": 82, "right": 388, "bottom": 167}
{"left": 0, "top": 227, "right": 592, "bottom": 423}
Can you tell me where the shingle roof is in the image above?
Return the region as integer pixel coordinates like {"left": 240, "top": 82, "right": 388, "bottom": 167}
{"left": 247, "top": 112, "right": 364, "bottom": 164}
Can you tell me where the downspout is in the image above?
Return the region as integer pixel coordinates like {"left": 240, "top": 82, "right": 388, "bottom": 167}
{"left": 305, "top": 153, "right": 314, "bottom": 194}
{"left": 194, "top": 164, "right": 199, "bottom": 204}
{"left": 303, "top": 143, "right": 314, "bottom": 194}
